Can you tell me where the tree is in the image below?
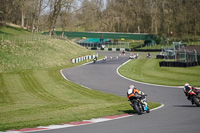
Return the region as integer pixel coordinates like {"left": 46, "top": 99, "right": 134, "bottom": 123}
{"left": 0, "top": 0, "right": 13, "bottom": 26}
{"left": 60, "top": 6, "right": 73, "bottom": 37}
{"left": 48, "top": 0, "right": 63, "bottom": 36}
{"left": 35, "top": 0, "right": 49, "bottom": 32}
{"left": 76, "top": 0, "right": 104, "bottom": 31}
{"left": 1, "top": 0, "right": 200, "bottom": 39}
{"left": 25, "top": 0, "right": 50, "bottom": 32}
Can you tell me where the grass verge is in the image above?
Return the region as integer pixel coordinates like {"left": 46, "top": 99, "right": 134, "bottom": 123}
{"left": 118, "top": 58, "right": 200, "bottom": 87}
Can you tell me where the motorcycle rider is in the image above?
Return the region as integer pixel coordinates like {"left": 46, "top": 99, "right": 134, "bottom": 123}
{"left": 122, "top": 50, "right": 125, "bottom": 54}
{"left": 127, "top": 85, "right": 147, "bottom": 109}
{"left": 102, "top": 55, "right": 107, "bottom": 62}
{"left": 183, "top": 83, "right": 197, "bottom": 100}
{"left": 95, "top": 54, "right": 98, "bottom": 60}
{"left": 147, "top": 53, "right": 151, "bottom": 58}
{"left": 93, "top": 54, "right": 98, "bottom": 63}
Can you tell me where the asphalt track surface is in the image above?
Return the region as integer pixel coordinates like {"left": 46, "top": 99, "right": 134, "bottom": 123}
{"left": 34, "top": 51, "right": 200, "bottom": 133}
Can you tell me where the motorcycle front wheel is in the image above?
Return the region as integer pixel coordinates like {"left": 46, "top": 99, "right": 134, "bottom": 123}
{"left": 192, "top": 95, "right": 200, "bottom": 107}
{"left": 133, "top": 102, "right": 142, "bottom": 115}
{"left": 146, "top": 107, "right": 150, "bottom": 113}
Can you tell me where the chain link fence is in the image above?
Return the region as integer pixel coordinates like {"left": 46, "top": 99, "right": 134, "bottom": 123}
{"left": 0, "top": 34, "right": 51, "bottom": 43}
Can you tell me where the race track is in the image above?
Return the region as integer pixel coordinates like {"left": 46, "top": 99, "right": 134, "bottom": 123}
{"left": 33, "top": 51, "right": 200, "bottom": 133}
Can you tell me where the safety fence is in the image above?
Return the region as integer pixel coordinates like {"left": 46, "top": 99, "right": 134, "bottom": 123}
{"left": 159, "top": 61, "right": 200, "bottom": 67}
{"left": 87, "top": 47, "right": 131, "bottom": 51}
{"left": 71, "top": 55, "right": 97, "bottom": 63}
{"left": 71, "top": 53, "right": 134, "bottom": 64}
{"left": 0, "top": 34, "right": 51, "bottom": 43}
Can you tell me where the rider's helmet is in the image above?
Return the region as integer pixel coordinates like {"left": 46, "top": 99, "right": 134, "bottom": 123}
{"left": 128, "top": 85, "right": 134, "bottom": 95}
{"left": 185, "top": 83, "right": 189, "bottom": 87}
{"left": 129, "top": 85, "right": 135, "bottom": 90}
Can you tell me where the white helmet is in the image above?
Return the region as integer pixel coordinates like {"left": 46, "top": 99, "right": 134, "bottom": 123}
{"left": 184, "top": 83, "right": 189, "bottom": 87}
{"left": 129, "top": 85, "right": 134, "bottom": 90}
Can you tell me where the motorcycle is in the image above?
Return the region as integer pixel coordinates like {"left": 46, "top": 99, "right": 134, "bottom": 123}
{"left": 147, "top": 53, "right": 151, "bottom": 58}
{"left": 102, "top": 56, "right": 107, "bottom": 63}
{"left": 187, "top": 88, "right": 200, "bottom": 107}
{"left": 93, "top": 58, "right": 97, "bottom": 63}
{"left": 129, "top": 54, "right": 137, "bottom": 59}
{"left": 102, "top": 58, "right": 106, "bottom": 63}
{"left": 147, "top": 55, "right": 151, "bottom": 58}
{"left": 128, "top": 94, "right": 150, "bottom": 115}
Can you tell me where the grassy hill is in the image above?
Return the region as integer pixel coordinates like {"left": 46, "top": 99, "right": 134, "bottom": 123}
{"left": 0, "top": 25, "right": 97, "bottom": 73}
{"left": 0, "top": 38, "right": 94, "bottom": 72}
{"left": 0, "top": 25, "right": 30, "bottom": 35}
{"left": 0, "top": 26, "right": 162, "bottom": 131}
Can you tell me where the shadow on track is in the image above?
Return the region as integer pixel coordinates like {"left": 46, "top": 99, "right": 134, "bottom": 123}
{"left": 118, "top": 110, "right": 136, "bottom": 114}
{"left": 173, "top": 105, "right": 199, "bottom": 108}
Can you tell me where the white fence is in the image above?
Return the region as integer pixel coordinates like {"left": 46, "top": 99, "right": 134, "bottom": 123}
{"left": 71, "top": 55, "right": 97, "bottom": 63}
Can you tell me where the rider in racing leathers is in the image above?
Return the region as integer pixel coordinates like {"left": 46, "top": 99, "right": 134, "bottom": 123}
{"left": 127, "top": 85, "right": 147, "bottom": 108}
{"left": 183, "top": 83, "right": 196, "bottom": 100}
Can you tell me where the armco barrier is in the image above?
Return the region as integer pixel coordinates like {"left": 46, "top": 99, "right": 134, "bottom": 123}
{"left": 159, "top": 61, "right": 199, "bottom": 67}
{"left": 156, "top": 55, "right": 164, "bottom": 59}
{"left": 71, "top": 55, "right": 97, "bottom": 63}
{"left": 125, "top": 48, "right": 130, "bottom": 51}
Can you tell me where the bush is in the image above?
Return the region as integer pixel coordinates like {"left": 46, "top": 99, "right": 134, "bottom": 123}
{"left": 101, "top": 48, "right": 104, "bottom": 50}
{"left": 116, "top": 48, "right": 120, "bottom": 51}
{"left": 108, "top": 48, "right": 112, "bottom": 51}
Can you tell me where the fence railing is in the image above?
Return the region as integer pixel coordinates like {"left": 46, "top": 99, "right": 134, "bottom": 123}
{"left": 0, "top": 34, "right": 52, "bottom": 43}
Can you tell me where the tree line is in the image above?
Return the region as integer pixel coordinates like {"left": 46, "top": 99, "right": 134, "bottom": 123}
{"left": 0, "top": 0, "right": 200, "bottom": 40}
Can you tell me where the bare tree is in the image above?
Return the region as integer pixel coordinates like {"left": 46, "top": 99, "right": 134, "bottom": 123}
{"left": 0, "top": 0, "right": 13, "bottom": 26}
{"left": 11, "top": 0, "right": 35, "bottom": 28}
{"left": 35, "top": 0, "right": 49, "bottom": 32}
{"left": 48, "top": 0, "right": 63, "bottom": 36}
{"left": 60, "top": 11, "right": 72, "bottom": 37}
{"left": 1, "top": 0, "right": 200, "bottom": 39}
{"left": 76, "top": 0, "right": 104, "bottom": 31}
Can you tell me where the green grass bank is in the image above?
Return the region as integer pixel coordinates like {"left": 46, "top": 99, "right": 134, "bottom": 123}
{"left": 119, "top": 59, "right": 200, "bottom": 87}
